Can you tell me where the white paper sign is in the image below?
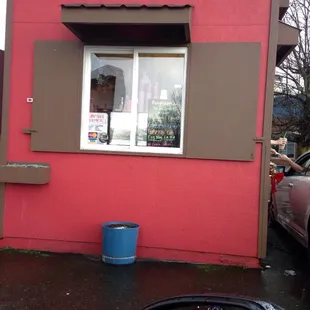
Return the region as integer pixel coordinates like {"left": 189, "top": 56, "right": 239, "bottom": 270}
{"left": 88, "top": 113, "right": 109, "bottom": 144}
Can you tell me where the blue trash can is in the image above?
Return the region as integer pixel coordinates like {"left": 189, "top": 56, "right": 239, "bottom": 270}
{"left": 102, "top": 222, "right": 139, "bottom": 265}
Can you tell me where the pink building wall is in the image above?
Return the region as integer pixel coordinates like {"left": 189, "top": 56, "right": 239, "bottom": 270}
{"left": 0, "top": 49, "right": 4, "bottom": 134}
{"left": 0, "top": 0, "right": 271, "bottom": 267}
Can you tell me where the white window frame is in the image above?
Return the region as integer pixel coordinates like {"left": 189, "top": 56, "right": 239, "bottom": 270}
{"left": 80, "top": 46, "right": 188, "bottom": 155}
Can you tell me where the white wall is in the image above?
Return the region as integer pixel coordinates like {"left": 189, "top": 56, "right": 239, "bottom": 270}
{"left": 0, "top": 0, "right": 7, "bottom": 50}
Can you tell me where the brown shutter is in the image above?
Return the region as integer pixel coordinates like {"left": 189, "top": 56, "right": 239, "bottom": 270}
{"left": 185, "top": 43, "right": 261, "bottom": 161}
{"left": 31, "top": 41, "right": 83, "bottom": 152}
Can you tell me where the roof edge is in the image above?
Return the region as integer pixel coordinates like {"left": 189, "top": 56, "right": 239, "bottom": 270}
{"left": 60, "top": 4, "right": 193, "bottom": 9}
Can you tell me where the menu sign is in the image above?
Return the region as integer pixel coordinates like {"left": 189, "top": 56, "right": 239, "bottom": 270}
{"left": 146, "top": 99, "right": 181, "bottom": 148}
{"left": 88, "top": 112, "right": 109, "bottom": 144}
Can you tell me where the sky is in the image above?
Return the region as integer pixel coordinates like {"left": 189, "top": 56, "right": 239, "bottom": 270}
{"left": 0, "top": 0, "right": 7, "bottom": 50}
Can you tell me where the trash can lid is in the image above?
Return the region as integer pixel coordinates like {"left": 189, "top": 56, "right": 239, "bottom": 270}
{"left": 106, "top": 224, "right": 136, "bottom": 229}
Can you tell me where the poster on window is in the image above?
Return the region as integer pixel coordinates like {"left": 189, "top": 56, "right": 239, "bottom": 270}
{"left": 146, "top": 99, "right": 181, "bottom": 148}
{"left": 88, "top": 112, "right": 109, "bottom": 144}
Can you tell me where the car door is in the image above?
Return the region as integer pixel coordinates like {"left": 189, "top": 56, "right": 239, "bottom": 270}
{"left": 274, "top": 155, "right": 310, "bottom": 230}
{"left": 275, "top": 170, "right": 299, "bottom": 227}
{"left": 289, "top": 161, "right": 310, "bottom": 243}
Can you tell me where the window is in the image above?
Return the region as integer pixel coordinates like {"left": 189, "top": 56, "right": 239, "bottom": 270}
{"left": 80, "top": 46, "right": 187, "bottom": 154}
{"left": 304, "top": 159, "right": 310, "bottom": 176}
{"left": 286, "top": 156, "right": 310, "bottom": 177}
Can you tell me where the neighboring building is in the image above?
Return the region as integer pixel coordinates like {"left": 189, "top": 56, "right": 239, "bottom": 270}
{"left": 283, "top": 141, "right": 297, "bottom": 159}
{"left": 0, "top": 0, "right": 299, "bottom": 267}
{"left": 273, "top": 94, "right": 306, "bottom": 159}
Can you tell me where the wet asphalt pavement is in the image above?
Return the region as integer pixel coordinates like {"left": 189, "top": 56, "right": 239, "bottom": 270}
{"left": 1, "top": 227, "right": 310, "bottom": 310}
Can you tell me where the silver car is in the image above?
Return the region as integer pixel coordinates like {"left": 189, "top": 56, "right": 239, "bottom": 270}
{"left": 270, "top": 151, "right": 310, "bottom": 254}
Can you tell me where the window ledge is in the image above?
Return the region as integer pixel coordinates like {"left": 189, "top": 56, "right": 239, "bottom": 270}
{"left": 0, "top": 162, "right": 51, "bottom": 185}
{"left": 80, "top": 145, "right": 183, "bottom": 155}
{"left": 79, "top": 149, "right": 185, "bottom": 158}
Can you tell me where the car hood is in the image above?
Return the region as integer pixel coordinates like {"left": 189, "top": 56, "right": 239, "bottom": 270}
{"left": 141, "top": 294, "right": 284, "bottom": 310}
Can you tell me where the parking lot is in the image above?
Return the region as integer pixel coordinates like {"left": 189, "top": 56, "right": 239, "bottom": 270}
{"left": 0, "top": 227, "right": 310, "bottom": 310}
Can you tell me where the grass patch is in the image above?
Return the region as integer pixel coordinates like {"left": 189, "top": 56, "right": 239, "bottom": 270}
{"left": 0, "top": 247, "right": 50, "bottom": 257}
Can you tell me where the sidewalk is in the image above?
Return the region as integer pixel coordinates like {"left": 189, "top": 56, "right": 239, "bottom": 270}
{"left": 0, "top": 247, "right": 309, "bottom": 310}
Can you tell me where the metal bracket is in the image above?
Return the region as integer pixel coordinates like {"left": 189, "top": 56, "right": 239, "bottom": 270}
{"left": 254, "top": 137, "right": 265, "bottom": 143}
{"left": 23, "top": 128, "right": 38, "bottom": 134}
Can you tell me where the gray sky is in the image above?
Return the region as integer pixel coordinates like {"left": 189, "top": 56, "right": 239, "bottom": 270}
{"left": 0, "top": 0, "right": 7, "bottom": 50}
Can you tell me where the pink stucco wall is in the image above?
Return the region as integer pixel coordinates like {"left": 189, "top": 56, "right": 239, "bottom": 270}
{"left": 0, "top": 0, "right": 271, "bottom": 267}
{"left": 0, "top": 49, "right": 4, "bottom": 134}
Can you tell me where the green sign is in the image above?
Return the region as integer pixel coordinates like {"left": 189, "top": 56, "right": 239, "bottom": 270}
{"left": 146, "top": 99, "right": 181, "bottom": 148}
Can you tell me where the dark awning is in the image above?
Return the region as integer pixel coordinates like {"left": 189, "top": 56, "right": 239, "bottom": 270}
{"left": 276, "top": 21, "right": 299, "bottom": 66}
{"left": 279, "top": 0, "right": 289, "bottom": 20}
{"left": 61, "top": 4, "right": 192, "bottom": 45}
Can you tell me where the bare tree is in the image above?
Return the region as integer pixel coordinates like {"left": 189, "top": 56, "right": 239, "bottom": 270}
{"left": 273, "top": 0, "right": 310, "bottom": 151}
